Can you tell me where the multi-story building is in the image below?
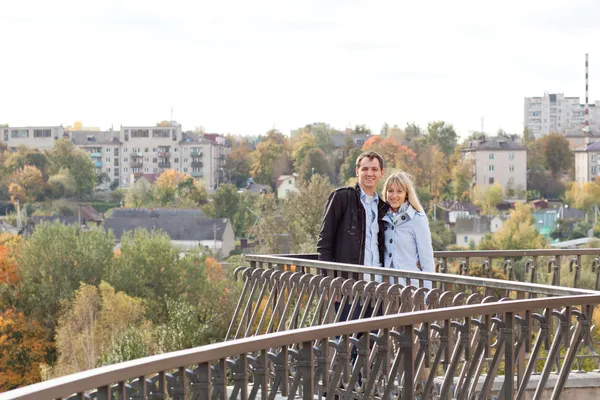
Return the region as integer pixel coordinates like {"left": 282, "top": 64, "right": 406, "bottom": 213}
{"left": 0, "top": 123, "right": 231, "bottom": 192}
{"left": 1, "top": 126, "right": 68, "bottom": 151}
{"left": 462, "top": 136, "right": 527, "bottom": 200}
{"left": 524, "top": 92, "right": 600, "bottom": 137}
{"left": 574, "top": 140, "right": 600, "bottom": 184}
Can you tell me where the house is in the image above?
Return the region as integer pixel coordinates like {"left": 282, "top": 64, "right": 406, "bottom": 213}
{"left": 574, "top": 140, "right": 600, "bottom": 184}
{"left": 436, "top": 201, "right": 480, "bottom": 225}
{"left": 330, "top": 134, "right": 371, "bottom": 159}
{"left": 130, "top": 173, "right": 159, "bottom": 194}
{"left": 276, "top": 174, "right": 298, "bottom": 199}
{"left": 565, "top": 125, "right": 600, "bottom": 151}
{"left": 462, "top": 136, "right": 527, "bottom": 200}
{"left": 454, "top": 215, "right": 505, "bottom": 247}
{"left": 104, "top": 208, "right": 235, "bottom": 259}
{"left": 533, "top": 209, "right": 559, "bottom": 237}
{"left": 22, "top": 216, "right": 84, "bottom": 236}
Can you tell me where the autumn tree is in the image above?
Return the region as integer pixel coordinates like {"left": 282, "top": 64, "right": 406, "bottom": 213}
{"left": 224, "top": 139, "right": 252, "bottom": 187}
{"left": 4, "top": 147, "right": 50, "bottom": 179}
{"left": 405, "top": 123, "right": 422, "bottom": 141}
{"left": 292, "top": 133, "right": 317, "bottom": 171}
{"left": 362, "top": 136, "right": 416, "bottom": 172}
{"left": 47, "top": 139, "right": 97, "bottom": 197}
{"left": 478, "top": 203, "right": 546, "bottom": 250}
{"left": 473, "top": 183, "right": 504, "bottom": 215}
{"left": 452, "top": 158, "right": 474, "bottom": 200}
{"left": 540, "top": 133, "right": 574, "bottom": 177}
{"left": 0, "top": 308, "right": 50, "bottom": 391}
{"left": 282, "top": 174, "right": 333, "bottom": 250}
{"left": 251, "top": 130, "right": 291, "bottom": 188}
{"left": 565, "top": 181, "right": 600, "bottom": 215}
{"left": 298, "top": 148, "right": 334, "bottom": 183}
{"left": 9, "top": 165, "right": 44, "bottom": 204}
{"left": 251, "top": 193, "right": 288, "bottom": 254}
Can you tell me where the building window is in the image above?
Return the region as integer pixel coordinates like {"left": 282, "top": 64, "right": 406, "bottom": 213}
{"left": 509, "top": 165, "right": 515, "bottom": 172}
{"left": 124, "top": 168, "right": 128, "bottom": 173}
{"left": 105, "top": 148, "right": 111, "bottom": 153}
{"left": 153, "top": 129, "right": 170, "bottom": 138}
{"left": 489, "top": 177, "right": 494, "bottom": 184}
{"left": 175, "top": 148, "right": 178, "bottom": 152}
{"left": 144, "top": 168, "right": 149, "bottom": 172}
{"left": 106, "top": 168, "right": 111, "bottom": 173}
{"left": 114, "top": 159, "right": 119, "bottom": 166}
{"left": 464, "top": 236, "right": 468, "bottom": 243}
{"left": 105, "top": 158, "right": 111, "bottom": 162}
{"left": 183, "top": 158, "right": 188, "bottom": 162}
{"left": 33, "top": 129, "right": 51, "bottom": 138}
{"left": 114, "top": 148, "right": 119, "bottom": 156}
{"left": 489, "top": 165, "right": 494, "bottom": 172}
{"left": 123, "top": 158, "right": 128, "bottom": 162}
{"left": 153, "top": 168, "right": 157, "bottom": 173}
{"left": 152, "top": 148, "right": 157, "bottom": 153}
{"left": 144, "top": 148, "right": 149, "bottom": 153}
{"left": 144, "top": 158, "right": 149, "bottom": 162}
{"left": 174, "top": 158, "right": 179, "bottom": 163}
{"left": 489, "top": 153, "right": 494, "bottom": 160}
{"left": 509, "top": 152, "right": 515, "bottom": 161}
{"left": 593, "top": 166, "right": 597, "bottom": 174}
{"left": 153, "top": 158, "right": 157, "bottom": 163}
{"left": 184, "top": 168, "right": 188, "bottom": 172}
{"left": 124, "top": 148, "right": 128, "bottom": 152}
{"left": 11, "top": 129, "right": 28, "bottom": 138}
{"left": 131, "top": 129, "right": 149, "bottom": 138}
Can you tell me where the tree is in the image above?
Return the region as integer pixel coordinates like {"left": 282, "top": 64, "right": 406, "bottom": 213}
{"left": 9, "top": 165, "right": 44, "bottom": 204}
{"left": 47, "top": 139, "right": 97, "bottom": 197}
{"left": 50, "top": 282, "right": 151, "bottom": 377}
{"left": 311, "top": 125, "right": 334, "bottom": 156}
{"left": 362, "top": 136, "right": 416, "bottom": 172}
{"left": 251, "top": 130, "right": 291, "bottom": 188}
{"left": 233, "top": 191, "right": 257, "bottom": 238}
{"left": 387, "top": 125, "right": 406, "bottom": 143}
{"left": 16, "top": 222, "right": 116, "bottom": 334}
{"left": 251, "top": 193, "right": 288, "bottom": 254}
{"left": 565, "top": 181, "right": 600, "bottom": 215}
{"left": 451, "top": 159, "right": 474, "bottom": 200}
{"left": 153, "top": 169, "right": 189, "bottom": 205}
{"left": 125, "top": 182, "right": 152, "bottom": 207}
{"left": 0, "top": 308, "right": 50, "bottom": 391}
{"left": 426, "top": 121, "right": 458, "bottom": 156}
{"left": 297, "top": 148, "right": 334, "bottom": 183}
{"left": 380, "top": 123, "right": 389, "bottom": 136}
{"left": 202, "top": 184, "right": 239, "bottom": 220}
{"left": 478, "top": 203, "right": 546, "bottom": 250}
{"left": 527, "top": 165, "right": 566, "bottom": 199}
{"left": 292, "top": 133, "right": 317, "bottom": 171}
{"left": 224, "top": 140, "right": 252, "bottom": 187}
{"left": 473, "top": 183, "right": 504, "bottom": 215}
{"left": 47, "top": 167, "right": 77, "bottom": 199}
{"left": 4, "top": 147, "right": 50, "bottom": 179}
{"left": 405, "top": 123, "right": 422, "bottom": 141}
{"left": 353, "top": 124, "right": 371, "bottom": 135}
{"left": 339, "top": 148, "right": 363, "bottom": 185}
{"left": 540, "top": 133, "right": 574, "bottom": 177}
{"left": 282, "top": 174, "right": 333, "bottom": 249}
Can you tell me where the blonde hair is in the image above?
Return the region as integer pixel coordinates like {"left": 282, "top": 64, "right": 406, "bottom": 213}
{"left": 382, "top": 171, "right": 425, "bottom": 214}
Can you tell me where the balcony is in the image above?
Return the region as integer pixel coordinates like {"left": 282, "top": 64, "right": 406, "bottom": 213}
{"left": 5, "top": 248, "right": 600, "bottom": 400}
{"left": 191, "top": 161, "right": 203, "bottom": 168}
{"left": 190, "top": 151, "right": 202, "bottom": 157}
{"left": 158, "top": 162, "right": 171, "bottom": 168}
{"left": 191, "top": 171, "right": 203, "bottom": 178}
{"left": 90, "top": 152, "right": 102, "bottom": 158}
{"left": 130, "top": 161, "right": 143, "bottom": 168}
{"left": 94, "top": 161, "right": 102, "bottom": 167}
{"left": 158, "top": 152, "right": 170, "bottom": 157}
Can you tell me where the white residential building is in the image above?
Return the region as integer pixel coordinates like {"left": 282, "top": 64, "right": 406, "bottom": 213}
{"left": 524, "top": 92, "right": 600, "bottom": 137}
{"left": 0, "top": 123, "right": 231, "bottom": 192}
{"left": 462, "top": 136, "right": 527, "bottom": 200}
{"left": 276, "top": 174, "right": 298, "bottom": 199}
{"left": 574, "top": 140, "right": 600, "bottom": 184}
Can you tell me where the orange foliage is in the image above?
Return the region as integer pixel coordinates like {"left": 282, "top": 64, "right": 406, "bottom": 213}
{"left": 0, "top": 245, "right": 18, "bottom": 285}
{"left": 205, "top": 257, "right": 224, "bottom": 283}
{"left": 0, "top": 308, "right": 50, "bottom": 392}
{"left": 362, "top": 136, "right": 416, "bottom": 170}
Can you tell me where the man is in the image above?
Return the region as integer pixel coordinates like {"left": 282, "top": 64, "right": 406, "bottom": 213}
{"left": 317, "top": 150, "right": 389, "bottom": 268}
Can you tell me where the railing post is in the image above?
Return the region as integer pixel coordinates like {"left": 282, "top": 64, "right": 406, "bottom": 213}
{"left": 503, "top": 312, "right": 514, "bottom": 400}
{"left": 402, "top": 326, "right": 414, "bottom": 399}
{"left": 97, "top": 386, "right": 111, "bottom": 400}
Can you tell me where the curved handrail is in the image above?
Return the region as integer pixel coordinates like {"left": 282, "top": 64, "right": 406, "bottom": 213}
{"left": 245, "top": 255, "right": 597, "bottom": 296}
{"left": 4, "top": 294, "right": 600, "bottom": 400}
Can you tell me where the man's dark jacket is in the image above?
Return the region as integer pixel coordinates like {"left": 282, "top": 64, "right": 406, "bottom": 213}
{"left": 317, "top": 183, "right": 390, "bottom": 268}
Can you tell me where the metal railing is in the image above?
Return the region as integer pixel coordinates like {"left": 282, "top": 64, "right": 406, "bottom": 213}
{"left": 3, "top": 249, "right": 600, "bottom": 400}
{"left": 4, "top": 294, "right": 600, "bottom": 399}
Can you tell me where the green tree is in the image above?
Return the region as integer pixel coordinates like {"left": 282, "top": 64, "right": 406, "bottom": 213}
{"left": 224, "top": 139, "right": 252, "bottom": 187}
{"left": 473, "top": 183, "right": 504, "bottom": 215}
{"left": 4, "top": 147, "right": 50, "bottom": 179}
{"left": 339, "top": 148, "right": 363, "bottom": 185}
{"left": 405, "top": 123, "right": 422, "bottom": 141}
{"left": 297, "top": 148, "right": 334, "bottom": 183}
{"left": 540, "top": 133, "right": 574, "bottom": 177}
{"left": 47, "top": 167, "right": 77, "bottom": 198}
{"left": 233, "top": 191, "right": 257, "bottom": 238}
{"left": 202, "top": 184, "right": 239, "bottom": 220}
{"left": 426, "top": 121, "right": 458, "bottom": 156}
{"left": 16, "top": 222, "right": 116, "bottom": 334}
{"left": 292, "top": 133, "right": 317, "bottom": 171}
{"left": 47, "top": 139, "right": 97, "bottom": 197}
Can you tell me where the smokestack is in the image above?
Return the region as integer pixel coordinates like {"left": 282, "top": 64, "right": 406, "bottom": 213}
{"left": 585, "top": 53, "right": 590, "bottom": 145}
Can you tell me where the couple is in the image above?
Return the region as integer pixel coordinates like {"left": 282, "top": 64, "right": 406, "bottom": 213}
{"left": 317, "top": 150, "right": 434, "bottom": 288}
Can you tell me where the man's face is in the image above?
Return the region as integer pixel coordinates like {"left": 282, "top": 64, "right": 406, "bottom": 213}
{"left": 355, "top": 157, "right": 384, "bottom": 193}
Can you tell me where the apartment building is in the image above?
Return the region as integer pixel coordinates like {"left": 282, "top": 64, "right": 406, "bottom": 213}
{"left": 0, "top": 123, "right": 231, "bottom": 192}
{"left": 524, "top": 92, "right": 600, "bottom": 137}
{"left": 1, "top": 126, "right": 68, "bottom": 151}
{"left": 574, "top": 140, "right": 600, "bottom": 184}
{"left": 462, "top": 136, "right": 527, "bottom": 200}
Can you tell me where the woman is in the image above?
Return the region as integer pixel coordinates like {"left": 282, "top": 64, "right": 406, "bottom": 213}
{"left": 381, "top": 171, "right": 434, "bottom": 288}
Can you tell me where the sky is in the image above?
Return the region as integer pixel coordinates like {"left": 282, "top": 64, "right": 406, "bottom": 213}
{"left": 1, "top": 0, "right": 600, "bottom": 138}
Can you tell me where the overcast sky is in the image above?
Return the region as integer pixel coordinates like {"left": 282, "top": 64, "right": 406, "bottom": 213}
{"left": 1, "top": 0, "right": 599, "bottom": 137}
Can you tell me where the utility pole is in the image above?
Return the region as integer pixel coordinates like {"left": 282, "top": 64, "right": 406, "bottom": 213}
{"left": 213, "top": 223, "right": 217, "bottom": 259}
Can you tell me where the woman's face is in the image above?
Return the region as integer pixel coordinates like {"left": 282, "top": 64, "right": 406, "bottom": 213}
{"left": 386, "top": 183, "right": 407, "bottom": 211}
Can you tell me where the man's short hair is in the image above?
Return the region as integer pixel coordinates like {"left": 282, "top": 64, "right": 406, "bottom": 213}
{"left": 355, "top": 150, "right": 384, "bottom": 170}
